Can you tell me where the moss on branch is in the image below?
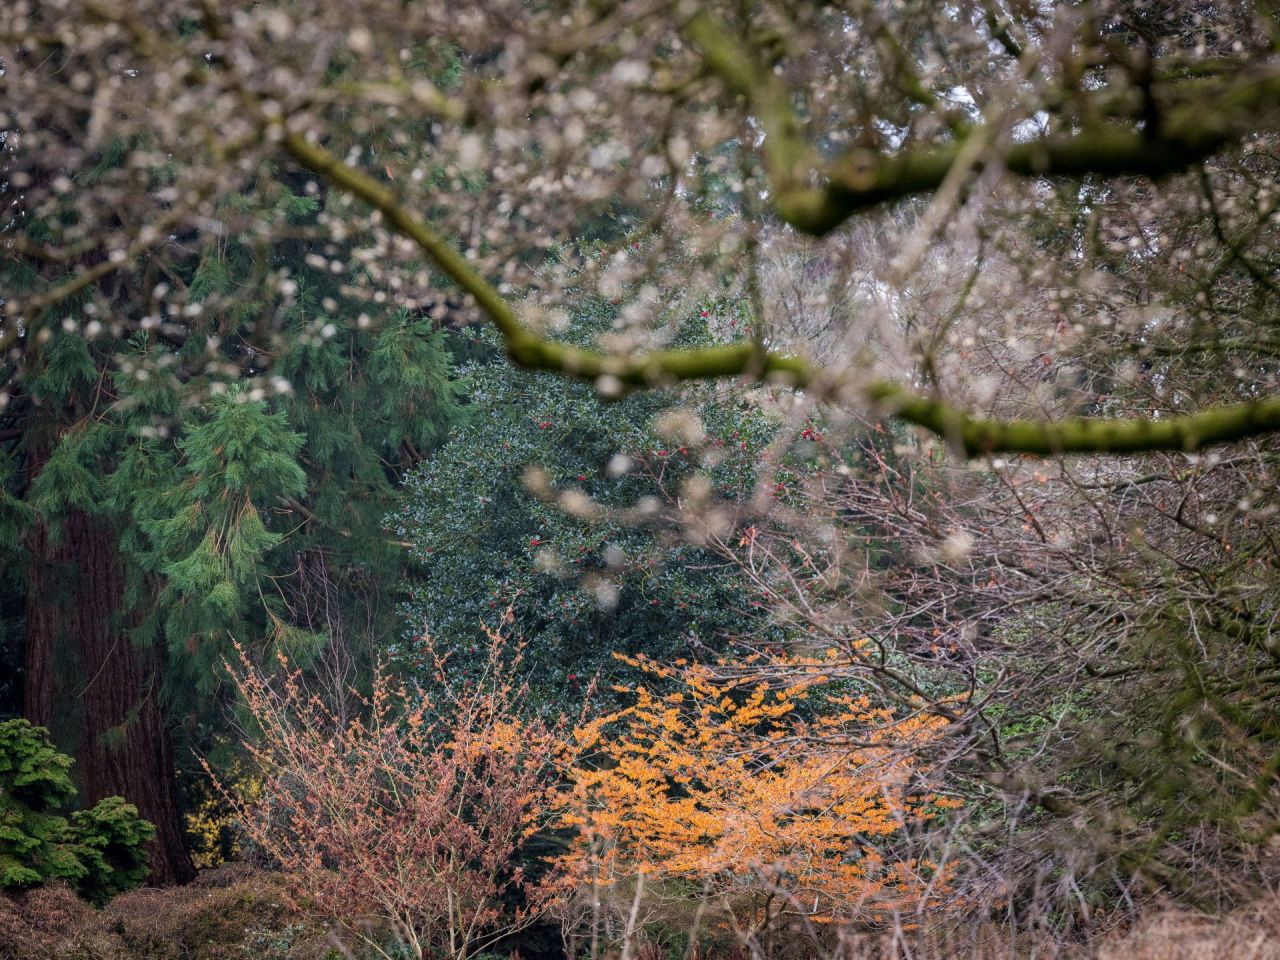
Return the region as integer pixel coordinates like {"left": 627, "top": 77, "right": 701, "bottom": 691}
{"left": 683, "top": 11, "right": 1280, "bottom": 236}
{"left": 280, "top": 114, "right": 1280, "bottom": 460}
{"left": 868, "top": 384, "right": 1280, "bottom": 456}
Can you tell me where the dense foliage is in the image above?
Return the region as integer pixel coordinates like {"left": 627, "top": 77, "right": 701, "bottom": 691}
{"left": 395, "top": 298, "right": 784, "bottom": 704}
{"left": 2, "top": 0, "right": 1279, "bottom": 953}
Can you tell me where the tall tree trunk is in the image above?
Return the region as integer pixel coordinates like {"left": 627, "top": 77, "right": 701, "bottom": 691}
{"left": 24, "top": 507, "right": 195, "bottom": 886}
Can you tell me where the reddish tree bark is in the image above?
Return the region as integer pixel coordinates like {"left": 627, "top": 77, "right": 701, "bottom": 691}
{"left": 24, "top": 506, "right": 195, "bottom": 886}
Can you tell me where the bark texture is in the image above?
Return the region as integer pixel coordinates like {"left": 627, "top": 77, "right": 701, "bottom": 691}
{"left": 24, "top": 503, "right": 195, "bottom": 886}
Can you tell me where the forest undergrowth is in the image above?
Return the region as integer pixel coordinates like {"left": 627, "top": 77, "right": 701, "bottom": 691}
{"left": 3, "top": 870, "right": 1279, "bottom": 960}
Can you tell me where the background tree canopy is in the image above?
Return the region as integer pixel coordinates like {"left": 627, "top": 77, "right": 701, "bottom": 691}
{"left": 1, "top": 126, "right": 464, "bottom": 880}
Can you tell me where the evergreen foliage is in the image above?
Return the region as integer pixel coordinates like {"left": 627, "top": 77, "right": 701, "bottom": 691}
{"left": 1, "top": 177, "right": 466, "bottom": 694}
{"left": 0, "top": 158, "right": 464, "bottom": 878}
{"left": 119, "top": 389, "right": 309, "bottom": 688}
{"left": 395, "top": 297, "right": 782, "bottom": 706}
{"left": 0, "top": 720, "right": 153, "bottom": 904}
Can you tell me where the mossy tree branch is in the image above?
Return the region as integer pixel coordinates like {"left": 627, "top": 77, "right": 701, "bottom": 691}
{"left": 9, "top": 5, "right": 1276, "bottom": 459}
{"left": 682, "top": 11, "right": 1280, "bottom": 236}
{"left": 279, "top": 129, "right": 1280, "bottom": 459}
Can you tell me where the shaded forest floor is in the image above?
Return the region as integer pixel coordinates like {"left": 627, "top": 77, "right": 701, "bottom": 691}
{"left": 2, "top": 865, "right": 1278, "bottom": 960}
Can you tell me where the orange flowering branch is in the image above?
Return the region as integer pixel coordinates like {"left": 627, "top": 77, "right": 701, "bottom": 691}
{"left": 557, "top": 650, "right": 960, "bottom": 947}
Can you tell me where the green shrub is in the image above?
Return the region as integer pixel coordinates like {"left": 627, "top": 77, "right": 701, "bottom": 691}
{"left": 0, "top": 719, "right": 154, "bottom": 903}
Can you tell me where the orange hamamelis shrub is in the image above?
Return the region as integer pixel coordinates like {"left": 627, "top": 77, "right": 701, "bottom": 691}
{"left": 557, "top": 649, "right": 960, "bottom": 943}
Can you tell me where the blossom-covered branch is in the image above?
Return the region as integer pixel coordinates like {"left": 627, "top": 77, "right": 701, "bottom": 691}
{"left": 683, "top": 12, "right": 1280, "bottom": 236}
{"left": 280, "top": 129, "right": 1280, "bottom": 457}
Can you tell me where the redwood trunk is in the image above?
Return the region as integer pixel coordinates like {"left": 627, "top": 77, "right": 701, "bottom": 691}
{"left": 24, "top": 507, "right": 195, "bottom": 886}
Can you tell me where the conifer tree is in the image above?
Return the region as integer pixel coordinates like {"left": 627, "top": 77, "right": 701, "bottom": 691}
{"left": 0, "top": 719, "right": 154, "bottom": 904}
{"left": 0, "top": 167, "right": 463, "bottom": 882}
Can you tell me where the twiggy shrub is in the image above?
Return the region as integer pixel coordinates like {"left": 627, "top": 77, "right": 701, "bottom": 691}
{"left": 210, "top": 627, "right": 569, "bottom": 960}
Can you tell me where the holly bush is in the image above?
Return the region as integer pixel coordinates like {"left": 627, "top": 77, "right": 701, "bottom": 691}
{"left": 0, "top": 720, "right": 154, "bottom": 904}
{"left": 393, "top": 297, "right": 785, "bottom": 708}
